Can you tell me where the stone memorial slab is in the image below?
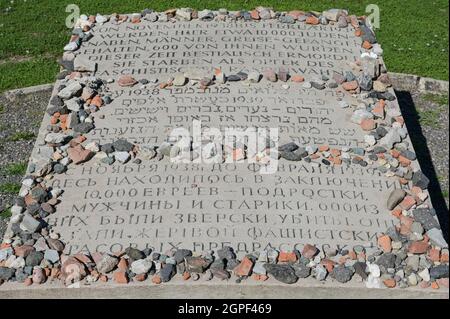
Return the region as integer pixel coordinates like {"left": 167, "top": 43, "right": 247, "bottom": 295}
{"left": 1, "top": 8, "right": 447, "bottom": 292}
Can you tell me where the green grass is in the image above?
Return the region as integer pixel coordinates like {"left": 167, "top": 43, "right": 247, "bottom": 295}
{"left": 0, "top": 207, "right": 12, "bottom": 219}
{"left": 0, "top": 182, "right": 21, "bottom": 194}
{"left": 422, "top": 93, "right": 449, "bottom": 106}
{"left": 0, "top": 0, "right": 448, "bottom": 93}
{"left": 443, "top": 190, "right": 449, "bottom": 199}
{"left": 1, "top": 162, "right": 27, "bottom": 176}
{"left": 0, "top": 104, "right": 4, "bottom": 113}
{"left": 417, "top": 105, "right": 446, "bottom": 129}
{"left": 7, "top": 131, "right": 36, "bottom": 142}
{"left": 417, "top": 93, "right": 448, "bottom": 128}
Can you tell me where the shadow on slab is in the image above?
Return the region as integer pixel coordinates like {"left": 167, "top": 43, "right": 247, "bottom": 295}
{"left": 395, "top": 90, "right": 449, "bottom": 244}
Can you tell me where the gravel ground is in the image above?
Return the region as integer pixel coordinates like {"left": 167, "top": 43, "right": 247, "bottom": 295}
{"left": 0, "top": 88, "right": 52, "bottom": 237}
{"left": 0, "top": 87, "right": 448, "bottom": 239}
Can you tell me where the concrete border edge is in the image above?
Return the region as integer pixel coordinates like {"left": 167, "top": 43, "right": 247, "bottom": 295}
{"left": 388, "top": 72, "right": 449, "bottom": 93}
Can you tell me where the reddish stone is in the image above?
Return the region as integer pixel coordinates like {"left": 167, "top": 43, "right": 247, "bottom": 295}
{"left": 24, "top": 278, "right": 33, "bottom": 286}
{"left": 234, "top": 256, "right": 254, "bottom": 277}
{"left": 431, "top": 281, "right": 439, "bottom": 289}
{"left": 355, "top": 29, "right": 362, "bottom": 37}
{"left": 134, "top": 273, "right": 147, "bottom": 282}
{"left": 302, "top": 244, "right": 319, "bottom": 259}
{"left": 67, "top": 144, "right": 93, "bottom": 165}
{"left": 332, "top": 157, "right": 342, "bottom": 165}
{"left": 117, "top": 258, "right": 128, "bottom": 271}
{"left": 287, "top": 10, "right": 303, "bottom": 20}
{"left": 50, "top": 117, "right": 58, "bottom": 125}
{"left": 250, "top": 10, "right": 260, "bottom": 20}
{"left": 305, "top": 15, "right": 319, "bottom": 25}
{"left": 320, "top": 259, "right": 336, "bottom": 272}
{"left": 73, "top": 253, "right": 93, "bottom": 265}
{"left": 259, "top": 274, "right": 269, "bottom": 281}
{"left": 100, "top": 275, "right": 108, "bottom": 282}
{"left": 61, "top": 257, "right": 87, "bottom": 283}
{"left": 131, "top": 16, "right": 141, "bottom": 23}
{"left": 399, "top": 178, "right": 409, "bottom": 185}
{"left": 348, "top": 250, "right": 357, "bottom": 260}
{"left": 396, "top": 116, "right": 405, "bottom": 125}
{"left": 91, "top": 95, "right": 103, "bottom": 107}
{"left": 437, "top": 278, "right": 449, "bottom": 288}
{"left": 118, "top": 75, "right": 138, "bottom": 87}
{"left": 390, "top": 149, "right": 401, "bottom": 158}
{"left": 372, "top": 100, "right": 386, "bottom": 118}
{"left": 342, "top": 80, "right": 358, "bottom": 91}
{"left": 428, "top": 248, "right": 441, "bottom": 262}
{"left": 350, "top": 15, "right": 359, "bottom": 29}
{"left": 378, "top": 235, "right": 392, "bottom": 253}
{"left": 420, "top": 281, "right": 431, "bottom": 289}
{"left": 182, "top": 272, "right": 191, "bottom": 281}
{"left": 14, "top": 245, "right": 35, "bottom": 257}
{"left": 318, "top": 145, "right": 329, "bottom": 152}
{"left": 114, "top": 271, "right": 129, "bottom": 284}
{"left": 398, "top": 155, "right": 411, "bottom": 167}
{"left": 32, "top": 268, "right": 46, "bottom": 284}
{"left": 408, "top": 241, "right": 429, "bottom": 254}
{"left": 360, "top": 118, "right": 376, "bottom": 131}
{"left": 399, "top": 196, "right": 416, "bottom": 210}
{"left": 362, "top": 41, "right": 373, "bottom": 49}
{"left": 440, "top": 253, "right": 449, "bottom": 263}
{"left": 399, "top": 215, "right": 414, "bottom": 235}
{"left": 291, "top": 74, "right": 304, "bottom": 83}
{"left": 252, "top": 274, "right": 261, "bottom": 281}
{"left": 330, "top": 149, "right": 341, "bottom": 157}
{"left": 152, "top": 275, "right": 162, "bottom": 284}
{"left": 383, "top": 278, "right": 396, "bottom": 288}
{"left": 69, "top": 72, "right": 82, "bottom": 80}
{"left": 278, "top": 251, "right": 297, "bottom": 263}
{"left": 50, "top": 267, "right": 60, "bottom": 279}
{"left": 310, "top": 154, "right": 320, "bottom": 159}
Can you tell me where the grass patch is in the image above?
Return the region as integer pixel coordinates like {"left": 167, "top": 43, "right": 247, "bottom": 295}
{"left": 0, "top": 0, "right": 448, "bottom": 93}
{"left": 443, "top": 190, "right": 449, "bottom": 198}
{"left": 2, "top": 162, "right": 27, "bottom": 176}
{"left": 0, "top": 104, "right": 4, "bottom": 113}
{"left": 0, "top": 208, "right": 12, "bottom": 219}
{"left": 417, "top": 105, "right": 446, "bottom": 129}
{"left": 7, "top": 131, "right": 36, "bottom": 142}
{"left": 0, "top": 182, "right": 21, "bottom": 194}
{"left": 422, "top": 93, "right": 449, "bottom": 106}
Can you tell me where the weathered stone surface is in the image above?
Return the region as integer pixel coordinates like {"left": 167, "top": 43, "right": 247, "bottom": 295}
{"left": 21, "top": 16, "right": 438, "bottom": 276}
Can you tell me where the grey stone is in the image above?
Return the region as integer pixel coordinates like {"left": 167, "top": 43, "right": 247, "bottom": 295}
{"left": 130, "top": 258, "right": 153, "bottom": 274}
{"left": 72, "top": 122, "right": 94, "bottom": 134}
{"left": 44, "top": 249, "right": 60, "bottom": 263}
{"left": 375, "top": 253, "right": 396, "bottom": 270}
{"left": 20, "top": 213, "right": 41, "bottom": 233}
{"left": 264, "top": 264, "right": 298, "bottom": 284}
{"left": 426, "top": 228, "right": 448, "bottom": 248}
{"left": 174, "top": 249, "right": 192, "bottom": 264}
{"left": 330, "top": 265, "right": 354, "bottom": 283}
{"left": 386, "top": 189, "right": 406, "bottom": 210}
{"left": 412, "top": 171, "right": 430, "bottom": 190}
{"left": 429, "top": 264, "right": 449, "bottom": 280}
{"left": 0, "top": 267, "right": 15, "bottom": 281}
{"left": 25, "top": 251, "right": 44, "bottom": 267}
{"left": 412, "top": 208, "right": 440, "bottom": 231}
{"left": 58, "top": 82, "right": 82, "bottom": 99}
{"left": 160, "top": 263, "right": 176, "bottom": 282}
{"left": 96, "top": 254, "right": 119, "bottom": 274}
{"left": 125, "top": 247, "right": 145, "bottom": 260}
{"left": 291, "top": 263, "right": 311, "bottom": 278}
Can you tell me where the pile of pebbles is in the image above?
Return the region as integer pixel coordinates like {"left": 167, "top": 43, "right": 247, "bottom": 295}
{"left": 0, "top": 7, "right": 448, "bottom": 290}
